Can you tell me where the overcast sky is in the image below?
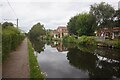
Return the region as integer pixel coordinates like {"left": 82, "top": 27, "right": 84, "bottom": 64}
{"left": 1, "top": 0, "right": 119, "bottom": 32}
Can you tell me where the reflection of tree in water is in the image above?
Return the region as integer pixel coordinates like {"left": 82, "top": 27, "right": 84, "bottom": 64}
{"left": 95, "top": 47, "right": 120, "bottom": 61}
{"left": 67, "top": 47, "right": 120, "bottom": 79}
{"left": 67, "top": 47, "right": 97, "bottom": 72}
{"left": 30, "top": 39, "right": 45, "bottom": 53}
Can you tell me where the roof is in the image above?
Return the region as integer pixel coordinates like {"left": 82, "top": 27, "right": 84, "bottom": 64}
{"left": 97, "top": 27, "right": 120, "bottom": 33}
{"left": 57, "top": 26, "right": 67, "bottom": 30}
{"left": 53, "top": 30, "right": 59, "bottom": 34}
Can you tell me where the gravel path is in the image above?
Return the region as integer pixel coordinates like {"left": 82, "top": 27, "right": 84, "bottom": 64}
{"left": 3, "top": 38, "right": 29, "bottom": 78}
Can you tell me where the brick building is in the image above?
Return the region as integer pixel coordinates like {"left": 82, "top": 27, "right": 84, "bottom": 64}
{"left": 51, "top": 26, "right": 68, "bottom": 39}
{"left": 96, "top": 27, "right": 120, "bottom": 39}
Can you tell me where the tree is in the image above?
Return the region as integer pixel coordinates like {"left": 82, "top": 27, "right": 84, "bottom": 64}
{"left": 67, "top": 13, "right": 96, "bottom": 36}
{"left": 28, "top": 22, "right": 46, "bottom": 41}
{"left": 113, "top": 9, "right": 120, "bottom": 27}
{"left": 67, "top": 15, "right": 78, "bottom": 35}
{"left": 2, "top": 22, "right": 13, "bottom": 28}
{"left": 90, "top": 2, "right": 115, "bottom": 28}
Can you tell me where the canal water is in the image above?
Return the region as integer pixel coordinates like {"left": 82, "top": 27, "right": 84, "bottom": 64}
{"left": 31, "top": 39, "right": 120, "bottom": 78}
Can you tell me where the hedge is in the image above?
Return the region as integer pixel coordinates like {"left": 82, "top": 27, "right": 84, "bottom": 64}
{"left": 2, "top": 26, "right": 25, "bottom": 61}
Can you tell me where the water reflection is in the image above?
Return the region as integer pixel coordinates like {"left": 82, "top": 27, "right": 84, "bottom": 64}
{"left": 31, "top": 40, "right": 120, "bottom": 78}
{"left": 30, "top": 39, "right": 45, "bottom": 53}
{"left": 50, "top": 41, "right": 68, "bottom": 52}
{"left": 67, "top": 46, "right": 120, "bottom": 78}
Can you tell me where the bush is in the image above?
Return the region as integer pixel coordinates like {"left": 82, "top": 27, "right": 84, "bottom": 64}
{"left": 78, "top": 36, "right": 97, "bottom": 45}
{"left": 2, "top": 24, "right": 25, "bottom": 61}
{"left": 63, "top": 35, "right": 76, "bottom": 43}
{"left": 113, "top": 40, "right": 120, "bottom": 48}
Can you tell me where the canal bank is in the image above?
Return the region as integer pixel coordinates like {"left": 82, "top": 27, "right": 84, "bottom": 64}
{"left": 62, "top": 35, "right": 120, "bottom": 49}
{"left": 27, "top": 39, "right": 44, "bottom": 78}
{"left": 96, "top": 39, "right": 120, "bottom": 48}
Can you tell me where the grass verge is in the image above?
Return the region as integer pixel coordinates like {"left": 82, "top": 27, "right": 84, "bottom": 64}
{"left": 27, "top": 39, "right": 44, "bottom": 79}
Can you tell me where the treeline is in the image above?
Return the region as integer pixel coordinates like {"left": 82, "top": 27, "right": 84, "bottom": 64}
{"left": 2, "top": 22, "right": 25, "bottom": 60}
{"left": 67, "top": 2, "right": 120, "bottom": 36}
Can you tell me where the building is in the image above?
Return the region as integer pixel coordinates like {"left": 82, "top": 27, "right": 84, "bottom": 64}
{"left": 118, "top": 1, "right": 120, "bottom": 9}
{"left": 96, "top": 27, "right": 120, "bottom": 39}
{"left": 51, "top": 26, "right": 68, "bottom": 39}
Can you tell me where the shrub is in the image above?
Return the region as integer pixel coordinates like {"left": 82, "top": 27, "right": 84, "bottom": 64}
{"left": 113, "top": 40, "right": 120, "bottom": 48}
{"left": 2, "top": 24, "right": 25, "bottom": 61}
{"left": 63, "top": 35, "right": 76, "bottom": 43}
{"left": 78, "top": 35, "right": 97, "bottom": 45}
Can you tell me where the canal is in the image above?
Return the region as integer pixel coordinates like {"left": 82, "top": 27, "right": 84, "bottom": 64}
{"left": 31, "top": 39, "right": 120, "bottom": 79}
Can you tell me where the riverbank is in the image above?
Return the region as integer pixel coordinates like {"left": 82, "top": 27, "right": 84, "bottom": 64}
{"left": 27, "top": 39, "right": 44, "bottom": 78}
{"left": 62, "top": 35, "right": 120, "bottom": 49}
{"left": 97, "top": 39, "right": 120, "bottom": 48}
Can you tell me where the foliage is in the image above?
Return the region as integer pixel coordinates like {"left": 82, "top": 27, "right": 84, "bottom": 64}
{"left": 76, "top": 13, "right": 96, "bottom": 36}
{"left": 2, "top": 22, "right": 25, "bottom": 61}
{"left": 90, "top": 2, "right": 115, "bottom": 28}
{"left": 67, "top": 13, "right": 96, "bottom": 36}
{"left": 103, "top": 39, "right": 120, "bottom": 49}
{"left": 45, "top": 29, "right": 52, "bottom": 40}
{"left": 77, "top": 36, "right": 97, "bottom": 45}
{"left": 28, "top": 39, "right": 44, "bottom": 79}
{"left": 113, "top": 41, "right": 120, "bottom": 48}
{"left": 67, "top": 15, "right": 78, "bottom": 35}
{"left": 113, "top": 9, "right": 120, "bottom": 27}
{"left": 63, "top": 35, "right": 96, "bottom": 46}
{"left": 28, "top": 23, "right": 46, "bottom": 41}
{"left": 63, "top": 35, "right": 76, "bottom": 43}
{"left": 2, "top": 22, "right": 13, "bottom": 28}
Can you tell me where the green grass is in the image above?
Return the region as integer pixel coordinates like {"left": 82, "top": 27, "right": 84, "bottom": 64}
{"left": 27, "top": 39, "right": 44, "bottom": 79}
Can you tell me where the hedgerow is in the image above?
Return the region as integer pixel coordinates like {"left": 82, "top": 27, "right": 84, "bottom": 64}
{"left": 2, "top": 23, "right": 25, "bottom": 61}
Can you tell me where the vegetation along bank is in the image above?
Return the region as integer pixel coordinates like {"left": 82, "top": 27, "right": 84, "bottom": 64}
{"left": 2, "top": 22, "right": 25, "bottom": 61}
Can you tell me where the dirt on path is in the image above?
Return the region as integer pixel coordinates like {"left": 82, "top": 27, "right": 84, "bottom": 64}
{"left": 3, "top": 38, "right": 29, "bottom": 78}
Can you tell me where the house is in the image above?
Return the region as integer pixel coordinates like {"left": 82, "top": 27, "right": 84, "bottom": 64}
{"left": 51, "top": 26, "right": 68, "bottom": 39}
{"left": 96, "top": 27, "right": 120, "bottom": 39}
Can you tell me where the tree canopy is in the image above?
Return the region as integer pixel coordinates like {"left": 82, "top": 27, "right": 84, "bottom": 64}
{"left": 89, "top": 2, "right": 115, "bottom": 28}
{"left": 113, "top": 9, "right": 120, "bottom": 27}
{"left": 2, "top": 22, "right": 14, "bottom": 28}
{"left": 28, "top": 22, "right": 46, "bottom": 41}
{"left": 67, "top": 13, "right": 96, "bottom": 36}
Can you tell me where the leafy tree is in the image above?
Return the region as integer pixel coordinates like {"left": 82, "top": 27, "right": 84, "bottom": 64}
{"left": 28, "top": 22, "right": 46, "bottom": 41}
{"left": 67, "top": 13, "right": 96, "bottom": 36}
{"left": 2, "top": 22, "right": 13, "bottom": 28}
{"left": 67, "top": 15, "right": 78, "bottom": 35}
{"left": 89, "top": 2, "right": 115, "bottom": 28}
{"left": 76, "top": 13, "right": 96, "bottom": 36}
{"left": 113, "top": 9, "right": 120, "bottom": 27}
